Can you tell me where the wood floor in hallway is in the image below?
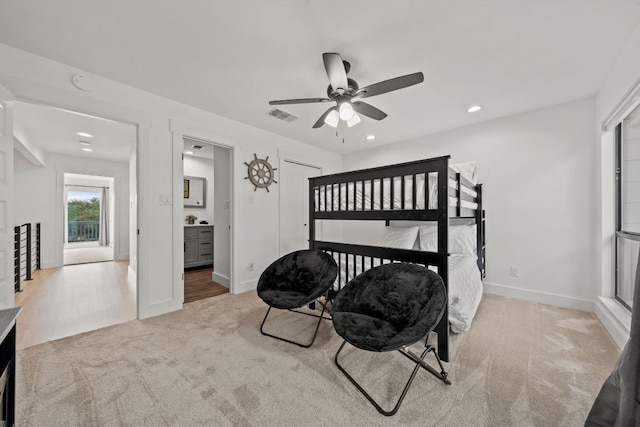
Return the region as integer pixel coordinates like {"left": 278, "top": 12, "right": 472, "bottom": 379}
{"left": 14, "top": 261, "right": 136, "bottom": 349}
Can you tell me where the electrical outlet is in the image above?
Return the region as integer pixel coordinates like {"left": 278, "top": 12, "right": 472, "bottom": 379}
{"left": 510, "top": 266, "right": 520, "bottom": 278}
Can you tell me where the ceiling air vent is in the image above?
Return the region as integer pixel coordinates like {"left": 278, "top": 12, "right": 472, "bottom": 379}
{"left": 267, "top": 108, "right": 298, "bottom": 123}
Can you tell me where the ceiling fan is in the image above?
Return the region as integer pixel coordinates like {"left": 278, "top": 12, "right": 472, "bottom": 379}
{"left": 269, "top": 53, "right": 424, "bottom": 128}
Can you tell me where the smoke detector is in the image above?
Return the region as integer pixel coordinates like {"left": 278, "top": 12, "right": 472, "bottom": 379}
{"left": 71, "top": 73, "right": 96, "bottom": 91}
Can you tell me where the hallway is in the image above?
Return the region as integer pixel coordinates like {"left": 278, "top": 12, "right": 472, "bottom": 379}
{"left": 14, "top": 261, "right": 136, "bottom": 349}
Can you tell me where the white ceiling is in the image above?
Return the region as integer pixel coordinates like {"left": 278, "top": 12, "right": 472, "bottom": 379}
{"left": 2, "top": 1, "right": 640, "bottom": 155}
{"left": 184, "top": 138, "right": 214, "bottom": 160}
{"left": 13, "top": 101, "right": 136, "bottom": 163}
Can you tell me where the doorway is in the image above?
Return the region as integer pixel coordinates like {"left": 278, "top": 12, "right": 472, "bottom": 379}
{"left": 280, "top": 160, "right": 321, "bottom": 254}
{"left": 12, "top": 99, "right": 138, "bottom": 348}
{"left": 63, "top": 173, "right": 115, "bottom": 265}
{"left": 182, "top": 138, "right": 232, "bottom": 303}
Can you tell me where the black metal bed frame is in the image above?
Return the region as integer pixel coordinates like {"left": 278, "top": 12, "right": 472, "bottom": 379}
{"left": 308, "top": 155, "right": 485, "bottom": 362}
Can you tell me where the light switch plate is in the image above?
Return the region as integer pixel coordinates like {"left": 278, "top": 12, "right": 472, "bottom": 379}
{"left": 159, "top": 194, "right": 173, "bottom": 205}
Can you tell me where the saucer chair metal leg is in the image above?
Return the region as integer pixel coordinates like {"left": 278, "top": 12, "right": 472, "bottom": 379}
{"left": 334, "top": 341, "right": 433, "bottom": 417}
{"left": 260, "top": 302, "right": 328, "bottom": 348}
{"left": 399, "top": 346, "right": 451, "bottom": 385}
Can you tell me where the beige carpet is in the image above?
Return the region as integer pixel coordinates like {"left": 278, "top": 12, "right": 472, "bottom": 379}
{"left": 16, "top": 292, "right": 619, "bottom": 426}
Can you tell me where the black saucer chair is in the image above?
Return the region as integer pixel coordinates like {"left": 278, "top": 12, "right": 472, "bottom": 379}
{"left": 332, "top": 262, "right": 450, "bottom": 416}
{"left": 257, "top": 249, "right": 338, "bottom": 348}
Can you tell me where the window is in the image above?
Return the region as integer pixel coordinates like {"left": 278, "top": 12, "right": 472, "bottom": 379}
{"left": 66, "top": 189, "right": 101, "bottom": 243}
{"left": 615, "top": 103, "right": 640, "bottom": 310}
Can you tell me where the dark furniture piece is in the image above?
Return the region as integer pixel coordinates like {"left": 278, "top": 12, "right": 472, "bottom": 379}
{"left": 257, "top": 249, "right": 338, "bottom": 347}
{"left": 0, "top": 308, "right": 21, "bottom": 427}
{"left": 308, "top": 155, "right": 485, "bottom": 362}
{"left": 332, "top": 263, "right": 450, "bottom": 416}
{"left": 184, "top": 225, "right": 213, "bottom": 268}
{"left": 14, "top": 223, "right": 41, "bottom": 292}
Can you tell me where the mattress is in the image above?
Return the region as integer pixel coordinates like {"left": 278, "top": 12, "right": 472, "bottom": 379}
{"left": 331, "top": 253, "right": 483, "bottom": 333}
{"left": 316, "top": 163, "right": 478, "bottom": 212}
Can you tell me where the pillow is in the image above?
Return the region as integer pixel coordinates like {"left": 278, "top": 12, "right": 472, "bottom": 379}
{"left": 419, "top": 224, "right": 477, "bottom": 255}
{"left": 450, "top": 162, "right": 477, "bottom": 185}
{"left": 379, "top": 226, "right": 420, "bottom": 250}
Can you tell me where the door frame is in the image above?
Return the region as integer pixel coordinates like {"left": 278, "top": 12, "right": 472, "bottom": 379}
{"left": 0, "top": 82, "right": 15, "bottom": 309}
{"left": 4, "top": 87, "right": 149, "bottom": 318}
{"left": 170, "top": 120, "right": 236, "bottom": 295}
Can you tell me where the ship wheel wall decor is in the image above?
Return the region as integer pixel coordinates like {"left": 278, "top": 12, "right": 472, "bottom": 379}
{"left": 244, "top": 154, "right": 278, "bottom": 192}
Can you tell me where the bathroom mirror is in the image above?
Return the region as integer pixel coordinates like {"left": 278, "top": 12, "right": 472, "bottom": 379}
{"left": 184, "top": 176, "right": 206, "bottom": 208}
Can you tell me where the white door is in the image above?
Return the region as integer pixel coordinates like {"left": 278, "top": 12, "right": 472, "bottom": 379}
{"left": 280, "top": 160, "right": 320, "bottom": 255}
{"left": 0, "top": 83, "right": 14, "bottom": 308}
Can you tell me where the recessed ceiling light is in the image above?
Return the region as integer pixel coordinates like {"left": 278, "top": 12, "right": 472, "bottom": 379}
{"left": 467, "top": 105, "right": 482, "bottom": 113}
{"left": 76, "top": 132, "right": 93, "bottom": 138}
{"left": 185, "top": 151, "right": 194, "bottom": 155}
{"left": 366, "top": 135, "right": 376, "bottom": 140}
{"left": 82, "top": 148, "right": 93, "bottom": 152}
{"left": 79, "top": 141, "right": 91, "bottom": 146}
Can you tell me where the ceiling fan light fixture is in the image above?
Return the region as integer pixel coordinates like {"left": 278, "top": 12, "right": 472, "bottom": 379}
{"left": 324, "top": 109, "right": 339, "bottom": 127}
{"left": 269, "top": 53, "right": 423, "bottom": 130}
{"left": 346, "top": 113, "right": 361, "bottom": 127}
{"left": 339, "top": 102, "right": 355, "bottom": 121}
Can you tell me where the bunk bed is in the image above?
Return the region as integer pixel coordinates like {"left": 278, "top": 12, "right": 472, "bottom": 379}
{"left": 308, "top": 155, "right": 485, "bottom": 362}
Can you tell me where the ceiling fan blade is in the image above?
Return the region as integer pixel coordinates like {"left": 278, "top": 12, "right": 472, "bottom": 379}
{"left": 352, "top": 101, "right": 387, "bottom": 120}
{"left": 356, "top": 72, "right": 424, "bottom": 99}
{"left": 312, "top": 106, "right": 336, "bottom": 128}
{"left": 269, "top": 98, "right": 331, "bottom": 105}
{"left": 323, "top": 53, "right": 348, "bottom": 93}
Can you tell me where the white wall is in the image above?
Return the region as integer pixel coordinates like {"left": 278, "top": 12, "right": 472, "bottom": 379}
{"left": 183, "top": 155, "right": 214, "bottom": 223}
{"left": 0, "top": 43, "right": 343, "bottom": 318}
{"left": 14, "top": 150, "right": 129, "bottom": 267}
{"left": 343, "top": 97, "right": 597, "bottom": 311}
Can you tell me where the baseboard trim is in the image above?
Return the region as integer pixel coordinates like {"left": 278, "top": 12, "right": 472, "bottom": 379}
{"left": 139, "top": 299, "right": 183, "bottom": 320}
{"left": 594, "top": 297, "right": 630, "bottom": 350}
{"left": 114, "top": 253, "right": 129, "bottom": 262}
{"left": 212, "top": 272, "right": 229, "bottom": 288}
{"left": 483, "top": 282, "right": 595, "bottom": 312}
{"left": 235, "top": 279, "right": 258, "bottom": 294}
{"left": 40, "top": 260, "right": 58, "bottom": 269}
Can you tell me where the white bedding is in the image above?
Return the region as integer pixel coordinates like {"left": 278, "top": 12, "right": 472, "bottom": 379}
{"left": 316, "top": 163, "right": 478, "bottom": 212}
{"left": 447, "top": 254, "right": 483, "bottom": 333}
{"left": 331, "top": 253, "right": 483, "bottom": 333}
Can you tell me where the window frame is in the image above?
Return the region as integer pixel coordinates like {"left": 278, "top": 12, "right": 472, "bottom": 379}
{"left": 615, "top": 122, "right": 640, "bottom": 311}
